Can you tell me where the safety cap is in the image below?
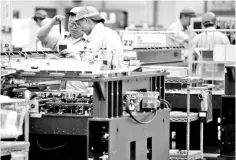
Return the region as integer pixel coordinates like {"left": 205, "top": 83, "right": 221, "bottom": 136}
{"left": 180, "top": 7, "right": 196, "bottom": 17}
{"left": 67, "top": 7, "right": 82, "bottom": 16}
{"left": 74, "top": 6, "right": 105, "bottom": 23}
{"left": 202, "top": 12, "right": 216, "bottom": 25}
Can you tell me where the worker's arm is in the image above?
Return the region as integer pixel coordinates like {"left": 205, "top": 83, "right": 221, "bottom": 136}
{"left": 37, "top": 15, "right": 65, "bottom": 43}
{"left": 167, "top": 25, "right": 190, "bottom": 46}
{"left": 222, "top": 35, "right": 231, "bottom": 45}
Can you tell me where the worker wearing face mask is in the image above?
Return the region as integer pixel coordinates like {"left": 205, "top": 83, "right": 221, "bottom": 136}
{"left": 37, "top": 7, "right": 89, "bottom": 92}
{"left": 73, "top": 6, "right": 124, "bottom": 69}
{"left": 167, "top": 7, "right": 197, "bottom": 47}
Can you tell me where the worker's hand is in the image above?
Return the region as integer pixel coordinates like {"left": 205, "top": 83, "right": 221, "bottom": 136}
{"left": 45, "top": 54, "right": 60, "bottom": 59}
{"left": 59, "top": 48, "right": 80, "bottom": 58}
{"left": 51, "top": 15, "right": 65, "bottom": 26}
{"left": 59, "top": 50, "right": 74, "bottom": 58}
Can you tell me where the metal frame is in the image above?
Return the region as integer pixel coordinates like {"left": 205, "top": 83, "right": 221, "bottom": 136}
{"left": 9, "top": 68, "right": 169, "bottom": 160}
{"left": 88, "top": 110, "right": 170, "bottom": 160}
{"left": 169, "top": 78, "right": 211, "bottom": 160}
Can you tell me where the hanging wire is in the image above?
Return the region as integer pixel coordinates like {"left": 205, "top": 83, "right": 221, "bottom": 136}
{"left": 125, "top": 107, "right": 158, "bottom": 124}
{"left": 36, "top": 136, "right": 68, "bottom": 151}
{"left": 125, "top": 97, "right": 171, "bottom": 124}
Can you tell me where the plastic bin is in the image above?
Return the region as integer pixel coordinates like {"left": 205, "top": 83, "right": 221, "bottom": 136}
{"left": 0, "top": 99, "right": 29, "bottom": 139}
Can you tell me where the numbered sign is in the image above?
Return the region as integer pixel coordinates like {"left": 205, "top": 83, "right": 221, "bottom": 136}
{"left": 120, "top": 31, "right": 169, "bottom": 50}
{"left": 120, "top": 31, "right": 135, "bottom": 50}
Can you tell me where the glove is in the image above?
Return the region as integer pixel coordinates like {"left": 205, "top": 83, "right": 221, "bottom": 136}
{"left": 51, "top": 15, "right": 65, "bottom": 26}
{"left": 59, "top": 48, "right": 78, "bottom": 58}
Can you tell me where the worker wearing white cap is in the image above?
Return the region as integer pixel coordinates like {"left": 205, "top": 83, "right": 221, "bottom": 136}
{"left": 37, "top": 7, "right": 86, "bottom": 53}
{"left": 193, "top": 12, "right": 230, "bottom": 49}
{"left": 193, "top": 12, "right": 230, "bottom": 88}
{"left": 167, "top": 7, "right": 197, "bottom": 46}
{"left": 37, "top": 7, "right": 89, "bottom": 92}
{"left": 74, "top": 6, "right": 124, "bottom": 69}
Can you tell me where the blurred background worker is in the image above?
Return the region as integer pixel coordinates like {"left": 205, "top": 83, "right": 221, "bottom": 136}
{"left": 33, "top": 10, "right": 48, "bottom": 27}
{"left": 75, "top": 6, "right": 124, "bottom": 69}
{"left": 193, "top": 12, "right": 231, "bottom": 90}
{"left": 37, "top": 7, "right": 89, "bottom": 92}
{"left": 34, "top": 9, "right": 65, "bottom": 34}
{"left": 33, "top": 9, "right": 65, "bottom": 51}
{"left": 167, "top": 7, "right": 197, "bottom": 47}
{"left": 193, "top": 12, "right": 230, "bottom": 49}
{"left": 13, "top": 9, "right": 64, "bottom": 51}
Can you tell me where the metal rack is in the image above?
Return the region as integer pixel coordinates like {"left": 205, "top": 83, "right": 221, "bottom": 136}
{"left": 169, "top": 78, "right": 209, "bottom": 160}
{"left": 170, "top": 112, "right": 199, "bottom": 123}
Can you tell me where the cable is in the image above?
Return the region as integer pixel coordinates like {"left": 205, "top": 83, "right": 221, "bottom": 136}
{"left": 160, "top": 99, "right": 172, "bottom": 109}
{"left": 125, "top": 98, "right": 172, "bottom": 124}
{"left": 125, "top": 106, "right": 158, "bottom": 124}
{"left": 160, "top": 99, "right": 171, "bottom": 108}
{"left": 160, "top": 100, "right": 170, "bottom": 109}
{"left": 36, "top": 136, "right": 68, "bottom": 151}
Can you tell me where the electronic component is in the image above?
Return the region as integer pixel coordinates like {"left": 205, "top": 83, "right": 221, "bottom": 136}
{"left": 1, "top": 60, "right": 170, "bottom": 160}
{"left": 28, "top": 91, "right": 93, "bottom": 116}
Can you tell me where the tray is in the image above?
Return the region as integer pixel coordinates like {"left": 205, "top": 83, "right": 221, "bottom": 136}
{"left": 1, "top": 141, "right": 30, "bottom": 156}
{"left": 170, "top": 112, "right": 199, "bottom": 122}
{"left": 169, "top": 149, "right": 202, "bottom": 160}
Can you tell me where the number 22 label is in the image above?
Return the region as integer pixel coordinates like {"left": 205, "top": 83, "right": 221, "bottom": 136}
{"left": 123, "top": 40, "right": 133, "bottom": 46}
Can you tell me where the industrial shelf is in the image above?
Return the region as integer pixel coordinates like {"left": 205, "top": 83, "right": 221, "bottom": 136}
{"left": 1, "top": 142, "right": 30, "bottom": 156}
{"left": 169, "top": 150, "right": 202, "bottom": 160}
{"left": 170, "top": 112, "right": 199, "bottom": 122}
{"left": 165, "top": 77, "right": 204, "bottom": 84}
{"left": 169, "top": 79, "right": 207, "bottom": 160}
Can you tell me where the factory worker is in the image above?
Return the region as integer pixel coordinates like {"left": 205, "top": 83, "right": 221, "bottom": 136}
{"left": 193, "top": 12, "right": 230, "bottom": 89}
{"left": 37, "top": 7, "right": 89, "bottom": 92}
{"left": 37, "top": 7, "right": 86, "bottom": 53}
{"left": 167, "top": 7, "right": 197, "bottom": 47}
{"left": 74, "top": 6, "right": 124, "bottom": 69}
{"left": 193, "top": 12, "right": 230, "bottom": 50}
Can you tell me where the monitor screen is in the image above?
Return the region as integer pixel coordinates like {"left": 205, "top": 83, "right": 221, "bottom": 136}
{"left": 193, "top": 21, "right": 202, "bottom": 29}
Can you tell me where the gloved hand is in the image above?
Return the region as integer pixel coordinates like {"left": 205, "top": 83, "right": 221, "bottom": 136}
{"left": 51, "top": 15, "right": 65, "bottom": 26}
{"left": 59, "top": 49, "right": 76, "bottom": 58}
{"left": 59, "top": 48, "right": 83, "bottom": 61}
